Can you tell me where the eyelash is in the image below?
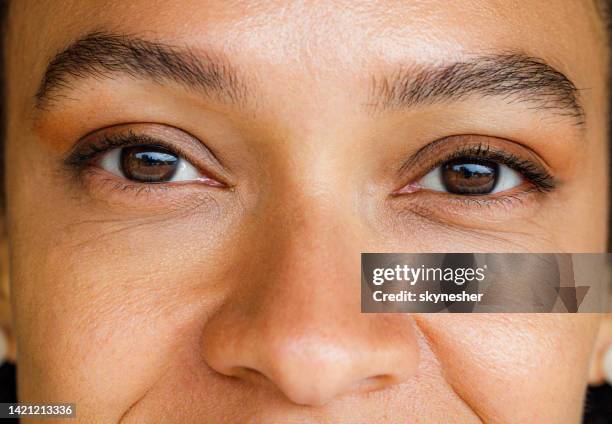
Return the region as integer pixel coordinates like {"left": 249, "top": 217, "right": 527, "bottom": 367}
{"left": 64, "top": 130, "right": 178, "bottom": 169}
{"left": 63, "top": 130, "right": 218, "bottom": 202}
{"left": 416, "top": 142, "right": 556, "bottom": 194}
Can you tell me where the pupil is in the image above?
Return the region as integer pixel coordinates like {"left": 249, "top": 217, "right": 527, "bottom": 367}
{"left": 441, "top": 159, "right": 499, "bottom": 195}
{"left": 120, "top": 146, "right": 179, "bottom": 183}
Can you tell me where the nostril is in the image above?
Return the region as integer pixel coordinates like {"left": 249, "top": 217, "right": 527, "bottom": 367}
{"left": 223, "top": 366, "right": 266, "bottom": 382}
{"left": 348, "top": 374, "right": 401, "bottom": 395}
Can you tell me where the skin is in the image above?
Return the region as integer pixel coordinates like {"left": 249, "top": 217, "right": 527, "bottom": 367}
{"left": 0, "top": 0, "right": 611, "bottom": 422}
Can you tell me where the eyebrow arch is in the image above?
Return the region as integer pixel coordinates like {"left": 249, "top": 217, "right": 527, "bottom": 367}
{"left": 35, "top": 31, "right": 249, "bottom": 109}
{"left": 368, "top": 54, "right": 585, "bottom": 125}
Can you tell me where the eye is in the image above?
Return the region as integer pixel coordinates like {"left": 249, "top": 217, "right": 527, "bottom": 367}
{"left": 418, "top": 158, "right": 523, "bottom": 195}
{"left": 99, "top": 145, "right": 201, "bottom": 183}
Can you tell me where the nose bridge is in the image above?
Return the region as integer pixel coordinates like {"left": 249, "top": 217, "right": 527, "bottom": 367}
{"left": 279, "top": 190, "right": 356, "bottom": 274}
{"left": 261, "top": 178, "right": 365, "bottom": 319}
{"left": 254, "top": 196, "right": 361, "bottom": 337}
{"left": 201, "top": 189, "right": 420, "bottom": 406}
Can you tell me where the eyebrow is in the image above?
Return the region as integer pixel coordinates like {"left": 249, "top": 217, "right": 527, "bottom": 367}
{"left": 35, "top": 32, "right": 249, "bottom": 109}
{"left": 368, "top": 54, "right": 585, "bottom": 124}
{"left": 37, "top": 33, "right": 585, "bottom": 126}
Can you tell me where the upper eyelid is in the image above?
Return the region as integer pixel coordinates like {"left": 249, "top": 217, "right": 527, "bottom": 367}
{"left": 425, "top": 147, "right": 539, "bottom": 175}
{"left": 397, "top": 136, "right": 551, "bottom": 176}
{"left": 64, "top": 130, "right": 179, "bottom": 166}
{"left": 403, "top": 137, "right": 504, "bottom": 173}
{"left": 64, "top": 123, "right": 227, "bottom": 166}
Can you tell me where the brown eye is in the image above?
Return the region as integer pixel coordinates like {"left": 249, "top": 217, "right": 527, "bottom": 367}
{"left": 120, "top": 146, "right": 179, "bottom": 183}
{"left": 416, "top": 157, "right": 522, "bottom": 196}
{"left": 441, "top": 159, "right": 499, "bottom": 195}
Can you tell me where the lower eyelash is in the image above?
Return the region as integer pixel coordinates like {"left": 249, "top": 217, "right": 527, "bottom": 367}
{"left": 73, "top": 167, "right": 224, "bottom": 218}
{"left": 446, "top": 188, "right": 536, "bottom": 208}
{"left": 391, "top": 185, "right": 548, "bottom": 229}
{"left": 83, "top": 170, "right": 173, "bottom": 198}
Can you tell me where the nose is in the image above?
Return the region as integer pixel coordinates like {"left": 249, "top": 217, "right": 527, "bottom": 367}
{"left": 201, "top": 204, "right": 420, "bottom": 406}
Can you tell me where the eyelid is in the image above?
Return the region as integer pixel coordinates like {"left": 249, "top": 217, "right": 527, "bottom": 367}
{"left": 64, "top": 123, "right": 233, "bottom": 187}
{"left": 394, "top": 135, "right": 556, "bottom": 194}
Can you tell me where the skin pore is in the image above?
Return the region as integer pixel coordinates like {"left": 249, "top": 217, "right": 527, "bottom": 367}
{"left": 0, "top": 0, "right": 611, "bottom": 422}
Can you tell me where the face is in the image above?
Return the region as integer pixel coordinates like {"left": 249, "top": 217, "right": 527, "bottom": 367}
{"left": 2, "top": 0, "right": 610, "bottom": 422}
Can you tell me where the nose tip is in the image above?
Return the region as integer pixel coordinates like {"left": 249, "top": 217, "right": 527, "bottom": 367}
{"left": 265, "top": 357, "right": 408, "bottom": 406}
{"left": 204, "top": 323, "right": 419, "bottom": 406}
{"left": 244, "top": 342, "right": 400, "bottom": 406}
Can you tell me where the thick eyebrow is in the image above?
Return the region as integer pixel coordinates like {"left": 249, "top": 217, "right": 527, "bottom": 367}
{"left": 369, "top": 54, "right": 585, "bottom": 124}
{"left": 35, "top": 32, "right": 249, "bottom": 109}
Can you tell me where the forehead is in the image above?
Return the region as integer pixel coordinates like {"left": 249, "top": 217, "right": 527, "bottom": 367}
{"left": 5, "top": 1, "right": 606, "bottom": 147}
{"left": 9, "top": 0, "right": 606, "bottom": 69}
{"left": 5, "top": 0, "right": 609, "bottom": 133}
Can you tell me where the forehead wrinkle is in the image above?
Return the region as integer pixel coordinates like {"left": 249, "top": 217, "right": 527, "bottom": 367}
{"left": 34, "top": 31, "right": 252, "bottom": 110}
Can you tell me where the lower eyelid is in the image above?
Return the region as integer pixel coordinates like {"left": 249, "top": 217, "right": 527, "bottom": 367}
{"left": 74, "top": 166, "right": 224, "bottom": 215}
{"left": 400, "top": 183, "right": 543, "bottom": 208}
{"left": 388, "top": 187, "right": 549, "bottom": 231}
{"left": 78, "top": 167, "right": 173, "bottom": 199}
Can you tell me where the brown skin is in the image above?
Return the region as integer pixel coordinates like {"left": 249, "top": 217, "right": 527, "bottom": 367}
{"left": 0, "top": 0, "right": 611, "bottom": 422}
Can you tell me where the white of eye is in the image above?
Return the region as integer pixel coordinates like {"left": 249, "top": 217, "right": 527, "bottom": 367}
{"left": 98, "top": 147, "right": 202, "bottom": 182}
{"left": 418, "top": 163, "right": 523, "bottom": 194}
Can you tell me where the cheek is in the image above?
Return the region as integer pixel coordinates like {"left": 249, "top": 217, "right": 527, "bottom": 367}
{"left": 7, "top": 204, "right": 242, "bottom": 419}
{"left": 416, "top": 314, "right": 600, "bottom": 422}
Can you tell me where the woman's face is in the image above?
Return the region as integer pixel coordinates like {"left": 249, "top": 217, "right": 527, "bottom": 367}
{"left": 2, "top": 0, "right": 610, "bottom": 422}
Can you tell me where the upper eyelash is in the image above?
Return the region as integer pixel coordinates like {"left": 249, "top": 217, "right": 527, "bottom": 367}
{"left": 422, "top": 142, "right": 556, "bottom": 193}
{"left": 64, "top": 130, "right": 174, "bottom": 168}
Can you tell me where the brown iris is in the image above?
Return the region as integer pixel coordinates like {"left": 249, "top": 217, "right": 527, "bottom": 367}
{"left": 120, "top": 146, "right": 179, "bottom": 183}
{"left": 441, "top": 159, "right": 499, "bottom": 195}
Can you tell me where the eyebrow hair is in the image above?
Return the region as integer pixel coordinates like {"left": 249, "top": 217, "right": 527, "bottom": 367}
{"left": 369, "top": 54, "right": 585, "bottom": 124}
{"left": 35, "top": 32, "right": 248, "bottom": 109}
